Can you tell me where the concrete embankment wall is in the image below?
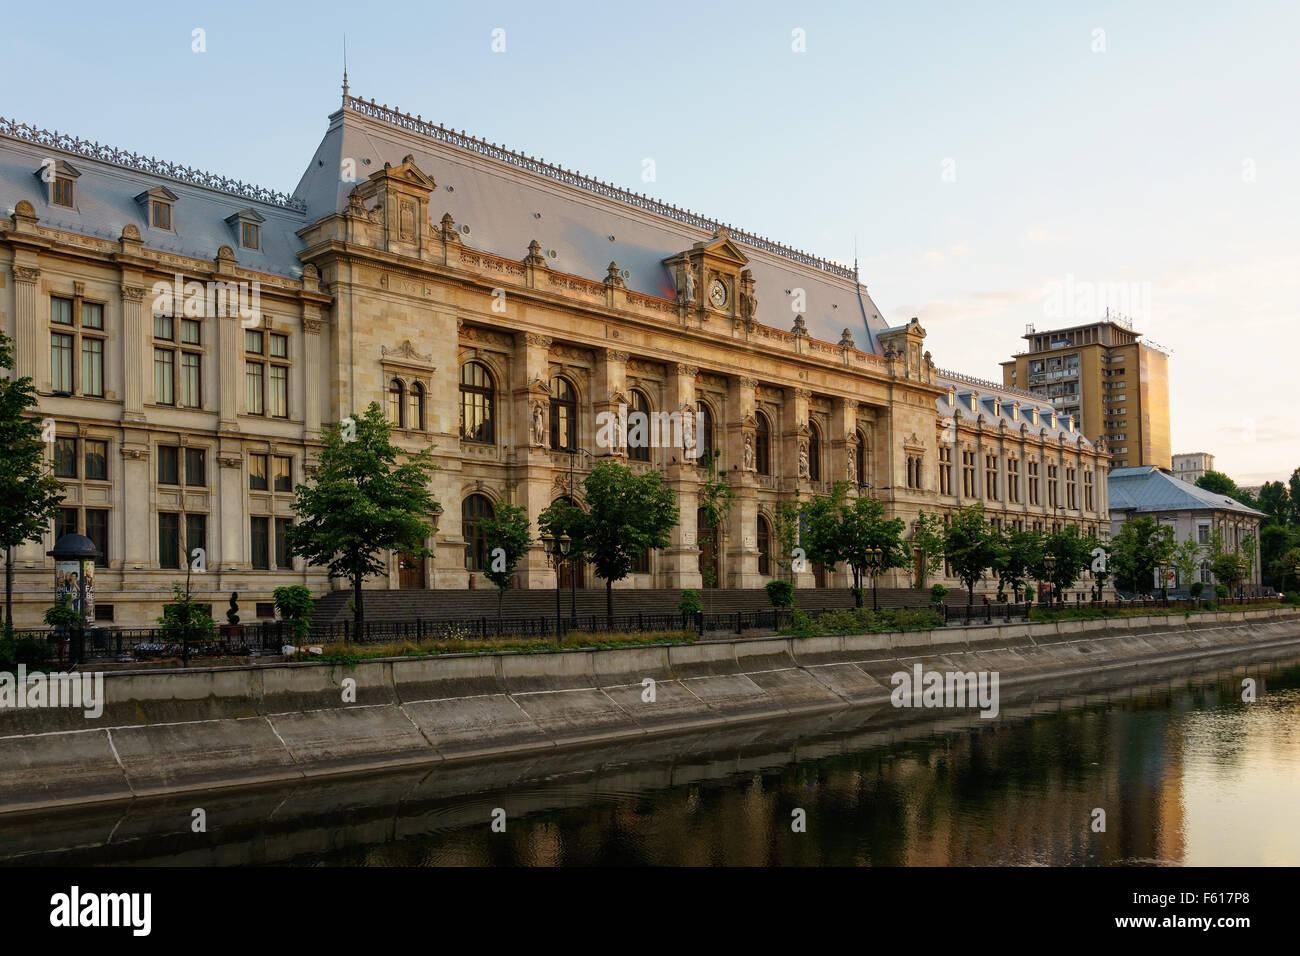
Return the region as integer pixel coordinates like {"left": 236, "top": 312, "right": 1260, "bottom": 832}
{"left": 2, "top": 607, "right": 1298, "bottom": 813}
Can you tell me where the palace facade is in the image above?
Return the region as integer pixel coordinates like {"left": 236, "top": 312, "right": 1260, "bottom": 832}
{"left": 0, "top": 91, "right": 1110, "bottom": 626}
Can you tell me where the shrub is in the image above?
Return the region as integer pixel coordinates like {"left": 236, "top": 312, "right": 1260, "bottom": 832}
{"left": 1214, "top": 584, "right": 1230, "bottom": 600}
{"left": 1284, "top": 591, "right": 1300, "bottom": 606}
{"left": 157, "top": 584, "right": 217, "bottom": 641}
{"left": 1189, "top": 581, "right": 1204, "bottom": 599}
{"left": 677, "top": 589, "right": 703, "bottom": 614}
{"left": 765, "top": 580, "right": 794, "bottom": 608}
{"left": 43, "top": 593, "right": 82, "bottom": 631}
{"left": 0, "top": 624, "right": 52, "bottom": 670}
{"left": 929, "top": 583, "right": 949, "bottom": 603}
{"left": 273, "top": 585, "right": 315, "bottom": 642}
{"left": 226, "top": 592, "right": 240, "bottom": 625}
{"left": 1204, "top": 600, "right": 1218, "bottom": 611}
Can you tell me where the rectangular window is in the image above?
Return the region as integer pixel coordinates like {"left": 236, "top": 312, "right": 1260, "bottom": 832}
{"left": 1008, "top": 459, "right": 1020, "bottom": 503}
{"left": 154, "top": 348, "right": 175, "bottom": 405}
{"left": 185, "top": 447, "right": 206, "bottom": 487}
{"left": 181, "top": 318, "right": 201, "bottom": 345}
{"left": 269, "top": 333, "right": 288, "bottom": 358}
{"left": 1029, "top": 462, "right": 1040, "bottom": 505}
{"left": 53, "top": 437, "right": 77, "bottom": 478}
{"left": 985, "top": 455, "right": 999, "bottom": 501}
{"left": 51, "top": 296, "right": 73, "bottom": 325}
{"left": 273, "top": 455, "right": 292, "bottom": 491}
{"left": 245, "top": 329, "right": 263, "bottom": 354}
{"left": 246, "top": 361, "right": 264, "bottom": 415}
{"left": 275, "top": 518, "right": 292, "bottom": 569}
{"left": 158, "top": 445, "right": 179, "bottom": 485}
{"left": 152, "top": 201, "right": 171, "bottom": 229}
{"left": 51, "top": 333, "right": 74, "bottom": 391}
{"left": 56, "top": 507, "right": 78, "bottom": 540}
{"left": 938, "top": 447, "right": 952, "bottom": 495}
{"left": 84, "top": 440, "right": 108, "bottom": 480}
{"left": 81, "top": 301, "right": 103, "bottom": 329}
{"left": 81, "top": 337, "right": 103, "bottom": 397}
{"left": 158, "top": 513, "right": 180, "bottom": 569}
{"left": 1047, "top": 464, "right": 1059, "bottom": 507}
{"left": 241, "top": 222, "right": 259, "bottom": 249}
{"left": 1198, "top": 525, "right": 1210, "bottom": 545}
{"left": 180, "top": 352, "right": 201, "bottom": 407}
{"left": 53, "top": 177, "right": 74, "bottom": 207}
{"left": 269, "top": 364, "right": 288, "bottom": 417}
{"left": 249, "top": 454, "right": 268, "bottom": 491}
{"left": 85, "top": 509, "right": 108, "bottom": 563}
{"left": 154, "top": 314, "right": 174, "bottom": 340}
{"left": 95, "top": 604, "right": 114, "bottom": 622}
{"left": 250, "top": 517, "right": 270, "bottom": 569}
{"left": 185, "top": 514, "right": 206, "bottom": 562}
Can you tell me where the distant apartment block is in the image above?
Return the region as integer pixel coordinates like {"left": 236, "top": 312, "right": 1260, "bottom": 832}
{"left": 1172, "top": 452, "right": 1215, "bottom": 484}
{"left": 1001, "top": 316, "right": 1171, "bottom": 470}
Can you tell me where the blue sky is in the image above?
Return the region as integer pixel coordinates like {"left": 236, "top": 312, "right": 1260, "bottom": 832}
{"left": 5, "top": 0, "right": 1296, "bottom": 482}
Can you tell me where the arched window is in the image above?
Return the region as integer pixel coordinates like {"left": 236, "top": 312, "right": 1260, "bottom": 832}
{"left": 856, "top": 429, "right": 868, "bottom": 485}
{"left": 757, "top": 514, "right": 771, "bottom": 576}
{"left": 459, "top": 362, "right": 494, "bottom": 444}
{"left": 462, "top": 494, "right": 495, "bottom": 572}
{"left": 550, "top": 376, "right": 576, "bottom": 451}
{"left": 755, "top": 412, "right": 771, "bottom": 476}
{"left": 407, "top": 382, "right": 425, "bottom": 432}
{"left": 387, "top": 379, "right": 405, "bottom": 427}
{"left": 628, "top": 390, "right": 651, "bottom": 462}
{"left": 808, "top": 421, "right": 822, "bottom": 482}
{"left": 697, "top": 401, "right": 715, "bottom": 458}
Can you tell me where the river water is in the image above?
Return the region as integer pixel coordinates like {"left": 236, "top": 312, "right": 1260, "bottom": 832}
{"left": 7, "top": 652, "right": 1300, "bottom": 867}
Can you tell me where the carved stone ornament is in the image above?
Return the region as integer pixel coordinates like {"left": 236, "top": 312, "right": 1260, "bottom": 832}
{"left": 383, "top": 340, "right": 433, "bottom": 365}
{"left": 846, "top": 447, "right": 856, "bottom": 481}
{"left": 440, "top": 212, "right": 460, "bottom": 242}
{"left": 523, "top": 239, "right": 547, "bottom": 267}
{"left": 792, "top": 314, "right": 808, "bottom": 335}
{"left": 14, "top": 266, "right": 41, "bottom": 282}
{"left": 605, "top": 261, "right": 624, "bottom": 287}
{"left": 839, "top": 328, "right": 856, "bottom": 349}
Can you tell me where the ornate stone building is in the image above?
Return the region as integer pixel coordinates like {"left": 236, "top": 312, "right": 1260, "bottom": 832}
{"left": 0, "top": 91, "right": 1110, "bottom": 625}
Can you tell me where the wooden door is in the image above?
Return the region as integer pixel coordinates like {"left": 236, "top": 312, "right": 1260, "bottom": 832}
{"left": 398, "top": 552, "right": 425, "bottom": 589}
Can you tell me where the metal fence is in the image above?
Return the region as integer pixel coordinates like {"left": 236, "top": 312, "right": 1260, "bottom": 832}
{"left": 941, "top": 595, "right": 1281, "bottom": 626}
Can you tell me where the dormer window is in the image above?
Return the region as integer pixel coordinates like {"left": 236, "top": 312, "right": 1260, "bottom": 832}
{"left": 35, "top": 159, "right": 80, "bottom": 207}
{"left": 1050, "top": 412, "right": 1058, "bottom": 429}
{"left": 993, "top": 398, "right": 1001, "bottom": 416}
{"left": 968, "top": 392, "right": 978, "bottom": 412}
{"left": 225, "top": 208, "right": 265, "bottom": 250}
{"left": 1031, "top": 407, "right": 1040, "bottom": 425}
{"left": 135, "top": 186, "right": 178, "bottom": 232}
{"left": 1011, "top": 403, "right": 1020, "bottom": 422}
{"left": 948, "top": 387, "right": 956, "bottom": 406}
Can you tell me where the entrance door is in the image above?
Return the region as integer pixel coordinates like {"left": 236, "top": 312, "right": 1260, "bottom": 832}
{"left": 812, "top": 562, "right": 827, "bottom": 589}
{"left": 559, "top": 560, "right": 585, "bottom": 589}
{"left": 398, "top": 552, "right": 425, "bottom": 589}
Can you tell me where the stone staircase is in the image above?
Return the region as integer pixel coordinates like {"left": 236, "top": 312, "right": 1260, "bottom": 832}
{"left": 311, "top": 585, "right": 938, "bottom": 627}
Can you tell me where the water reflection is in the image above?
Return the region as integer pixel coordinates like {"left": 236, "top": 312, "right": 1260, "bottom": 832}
{"left": 7, "top": 657, "right": 1300, "bottom": 867}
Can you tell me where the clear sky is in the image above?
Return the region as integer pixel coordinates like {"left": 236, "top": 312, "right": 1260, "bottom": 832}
{"left": 4, "top": 0, "right": 1295, "bottom": 484}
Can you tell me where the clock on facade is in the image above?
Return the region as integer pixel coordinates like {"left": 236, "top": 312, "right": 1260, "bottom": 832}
{"left": 708, "top": 279, "right": 728, "bottom": 308}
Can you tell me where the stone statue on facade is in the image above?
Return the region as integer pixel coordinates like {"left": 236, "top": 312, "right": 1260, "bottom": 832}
{"left": 743, "top": 434, "right": 754, "bottom": 471}
{"left": 798, "top": 445, "right": 809, "bottom": 479}
{"left": 681, "top": 406, "right": 696, "bottom": 456}
{"left": 531, "top": 401, "right": 546, "bottom": 446}
{"left": 679, "top": 261, "right": 696, "bottom": 306}
{"left": 846, "top": 447, "right": 856, "bottom": 481}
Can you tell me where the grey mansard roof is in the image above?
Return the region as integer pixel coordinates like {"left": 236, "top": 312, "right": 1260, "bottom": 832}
{"left": 1108, "top": 467, "right": 1265, "bottom": 516}
{"left": 3, "top": 95, "right": 892, "bottom": 351}
{"left": 934, "top": 370, "right": 1094, "bottom": 448}
{"left": 293, "top": 96, "right": 892, "bottom": 352}
{"left": 0, "top": 117, "right": 308, "bottom": 279}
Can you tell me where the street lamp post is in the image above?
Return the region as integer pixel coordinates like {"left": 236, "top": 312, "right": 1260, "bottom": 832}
{"left": 541, "top": 533, "right": 571, "bottom": 640}
{"left": 567, "top": 447, "right": 593, "bottom": 627}
{"left": 1157, "top": 563, "right": 1168, "bottom": 606}
{"left": 1044, "top": 554, "right": 1057, "bottom": 606}
{"left": 864, "top": 547, "right": 884, "bottom": 611}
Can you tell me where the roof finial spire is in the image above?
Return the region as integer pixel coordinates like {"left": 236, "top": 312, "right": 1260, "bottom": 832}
{"left": 342, "top": 36, "right": 349, "bottom": 102}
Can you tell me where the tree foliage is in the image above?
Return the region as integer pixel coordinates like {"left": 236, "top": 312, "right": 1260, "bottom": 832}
{"left": 286, "top": 403, "right": 439, "bottom": 629}
{"left": 802, "top": 481, "right": 907, "bottom": 606}
{"left": 1035, "top": 526, "right": 1099, "bottom": 601}
{"left": 480, "top": 502, "right": 532, "bottom": 623}
{"left": 910, "top": 512, "right": 946, "bottom": 589}
{"left": 942, "top": 503, "right": 1002, "bottom": 605}
{"left": 0, "top": 331, "right": 67, "bottom": 625}
{"left": 1110, "top": 516, "right": 1176, "bottom": 594}
{"left": 993, "top": 528, "right": 1042, "bottom": 601}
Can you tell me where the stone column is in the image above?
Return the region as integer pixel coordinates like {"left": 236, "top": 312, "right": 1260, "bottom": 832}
{"left": 662, "top": 363, "right": 702, "bottom": 590}
{"left": 725, "top": 376, "right": 760, "bottom": 588}
{"left": 302, "top": 317, "right": 323, "bottom": 440}
{"left": 12, "top": 265, "right": 41, "bottom": 385}
{"left": 784, "top": 386, "right": 815, "bottom": 589}
{"left": 119, "top": 437, "right": 151, "bottom": 568}
{"left": 217, "top": 310, "right": 240, "bottom": 432}
{"left": 511, "top": 332, "right": 557, "bottom": 589}
{"left": 593, "top": 348, "right": 628, "bottom": 459}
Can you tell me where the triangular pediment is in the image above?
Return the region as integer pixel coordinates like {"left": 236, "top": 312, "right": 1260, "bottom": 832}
{"left": 698, "top": 230, "right": 749, "bottom": 266}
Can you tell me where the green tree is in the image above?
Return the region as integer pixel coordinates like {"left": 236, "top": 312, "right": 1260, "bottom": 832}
{"left": 480, "top": 502, "right": 532, "bottom": 627}
{"left": 559, "top": 460, "right": 679, "bottom": 628}
{"left": 910, "top": 512, "right": 946, "bottom": 590}
{"left": 1240, "top": 532, "right": 1258, "bottom": 591}
{"left": 943, "top": 503, "right": 1001, "bottom": 605}
{"left": 0, "top": 330, "right": 67, "bottom": 627}
{"left": 771, "top": 498, "right": 802, "bottom": 583}
{"left": 1210, "top": 551, "right": 1247, "bottom": 595}
{"left": 993, "top": 527, "right": 1042, "bottom": 602}
{"left": 272, "top": 585, "right": 315, "bottom": 644}
{"left": 286, "top": 403, "right": 439, "bottom": 631}
{"left": 1035, "top": 526, "right": 1097, "bottom": 602}
{"left": 802, "top": 481, "right": 907, "bottom": 607}
{"left": 1257, "top": 481, "right": 1290, "bottom": 527}
{"left": 1289, "top": 467, "right": 1300, "bottom": 525}
{"left": 1279, "top": 547, "right": 1300, "bottom": 592}
{"left": 1110, "top": 516, "right": 1176, "bottom": 594}
{"left": 1196, "top": 470, "right": 1257, "bottom": 508}
{"left": 1171, "top": 537, "right": 1202, "bottom": 594}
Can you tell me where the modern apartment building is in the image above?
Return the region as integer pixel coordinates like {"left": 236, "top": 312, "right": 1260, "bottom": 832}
{"left": 1000, "top": 317, "right": 1171, "bottom": 470}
